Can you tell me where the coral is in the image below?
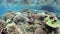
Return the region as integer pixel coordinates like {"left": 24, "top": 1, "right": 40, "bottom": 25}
{"left": 19, "top": 0, "right": 30, "bottom": 5}
{"left": 5, "top": 23, "right": 22, "bottom": 34}
{"left": 13, "top": 15, "right": 26, "bottom": 25}
{"left": 0, "top": 9, "right": 60, "bottom": 34}
{"left": 35, "top": 28, "right": 46, "bottom": 34}
{"left": 2, "top": 11, "right": 16, "bottom": 21}
{"left": 0, "top": 19, "right": 7, "bottom": 33}
{"left": 6, "top": 0, "right": 18, "bottom": 5}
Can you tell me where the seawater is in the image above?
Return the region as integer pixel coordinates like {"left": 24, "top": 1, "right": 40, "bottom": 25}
{"left": 0, "top": 0, "right": 60, "bottom": 16}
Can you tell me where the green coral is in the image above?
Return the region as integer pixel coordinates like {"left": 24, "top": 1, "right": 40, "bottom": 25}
{"left": 45, "top": 17, "right": 60, "bottom": 28}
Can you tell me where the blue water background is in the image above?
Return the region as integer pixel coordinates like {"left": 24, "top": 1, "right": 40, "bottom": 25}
{"left": 0, "top": 0, "right": 60, "bottom": 16}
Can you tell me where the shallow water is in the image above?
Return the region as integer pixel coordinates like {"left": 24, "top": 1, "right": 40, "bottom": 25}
{"left": 0, "top": 0, "right": 60, "bottom": 16}
{"left": 0, "top": 0, "right": 60, "bottom": 34}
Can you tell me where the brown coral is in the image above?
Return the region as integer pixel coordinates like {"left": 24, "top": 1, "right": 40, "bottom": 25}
{"left": 6, "top": 23, "right": 22, "bottom": 34}
{"left": 35, "top": 28, "right": 46, "bottom": 34}
{"left": 0, "top": 19, "right": 7, "bottom": 34}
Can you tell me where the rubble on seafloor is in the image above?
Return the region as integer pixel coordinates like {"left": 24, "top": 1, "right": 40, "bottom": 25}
{"left": 0, "top": 9, "right": 60, "bottom": 34}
